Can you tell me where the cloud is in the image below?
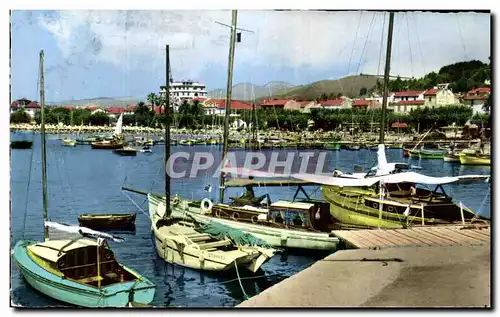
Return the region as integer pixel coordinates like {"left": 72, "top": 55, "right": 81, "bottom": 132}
{"left": 36, "top": 10, "right": 490, "bottom": 84}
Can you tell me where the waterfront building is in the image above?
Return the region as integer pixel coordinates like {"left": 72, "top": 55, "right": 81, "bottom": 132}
{"left": 462, "top": 87, "right": 491, "bottom": 114}
{"left": 423, "top": 83, "right": 459, "bottom": 107}
{"left": 160, "top": 80, "right": 208, "bottom": 103}
{"left": 10, "top": 98, "right": 40, "bottom": 118}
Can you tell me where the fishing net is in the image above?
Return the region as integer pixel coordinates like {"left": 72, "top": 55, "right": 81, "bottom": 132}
{"left": 196, "top": 222, "right": 270, "bottom": 248}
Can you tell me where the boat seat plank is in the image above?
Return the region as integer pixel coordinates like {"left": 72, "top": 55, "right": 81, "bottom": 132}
{"left": 189, "top": 236, "right": 212, "bottom": 242}
{"left": 198, "top": 239, "right": 232, "bottom": 249}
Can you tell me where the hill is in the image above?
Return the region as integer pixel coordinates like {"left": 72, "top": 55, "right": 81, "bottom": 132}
{"left": 268, "top": 75, "right": 382, "bottom": 101}
{"left": 208, "top": 82, "right": 295, "bottom": 100}
{"left": 46, "top": 96, "right": 146, "bottom": 107}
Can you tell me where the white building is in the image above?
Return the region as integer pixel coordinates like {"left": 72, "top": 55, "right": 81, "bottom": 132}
{"left": 423, "top": 83, "right": 459, "bottom": 107}
{"left": 161, "top": 80, "right": 207, "bottom": 103}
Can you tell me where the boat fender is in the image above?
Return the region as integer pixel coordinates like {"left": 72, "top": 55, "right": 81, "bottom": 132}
{"left": 231, "top": 212, "right": 240, "bottom": 220}
{"left": 372, "top": 202, "right": 379, "bottom": 209}
{"left": 201, "top": 198, "right": 213, "bottom": 214}
{"left": 387, "top": 205, "right": 395, "bottom": 212}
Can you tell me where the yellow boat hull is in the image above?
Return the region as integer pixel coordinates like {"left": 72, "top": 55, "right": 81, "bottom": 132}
{"left": 459, "top": 154, "right": 490, "bottom": 166}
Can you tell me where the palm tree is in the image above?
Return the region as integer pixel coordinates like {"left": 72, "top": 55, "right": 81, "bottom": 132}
{"left": 147, "top": 93, "right": 158, "bottom": 112}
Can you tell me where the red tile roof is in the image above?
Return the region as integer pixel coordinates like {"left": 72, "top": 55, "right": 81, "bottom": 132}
{"left": 65, "top": 106, "right": 74, "bottom": 110}
{"left": 86, "top": 105, "right": 99, "bottom": 111}
{"left": 260, "top": 99, "right": 289, "bottom": 106}
{"left": 321, "top": 99, "right": 344, "bottom": 107}
{"left": 107, "top": 107, "right": 126, "bottom": 114}
{"left": 210, "top": 99, "right": 253, "bottom": 110}
{"left": 192, "top": 98, "right": 207, "bottom": 102}
{"left": 126, "top": 105, "right": 136, "bottom": 112}
{"left": 394, "top": 91, "right": 425, "bottom": 97}
{"left": 352, "top": 100, "right": 371, "bottom": 107}
{"left": 468, "top": 87, "right": 491, "bottom": 94}
{"left": 423, "top": 89, "right": 438, "bottom": 96}
{"left": 26, "top": 101, "right": 41, "bottom": 109}
{"left": 391, "top": 122, "right": 408, "bottom": 128}
{"left": 396, "top": 100, "right": 425, "bottom": 105}
{"left": 463, "top": 95, "right": 488, "bottom": 101}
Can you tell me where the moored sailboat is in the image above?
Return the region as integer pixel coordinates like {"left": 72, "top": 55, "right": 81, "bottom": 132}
{"left": 12, "top": 51, "right": 155, "bottom": 307}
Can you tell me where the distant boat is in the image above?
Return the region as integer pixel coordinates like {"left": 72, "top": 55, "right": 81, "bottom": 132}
{"left": 459, "top": 153, "right": 491, "bottom": 166}
{"left": 10, "top": 140, "right": 33, "bottom": 149}
{"left": 140, "top": 146, "right": 152, "bottom": 154}
{"left": 78, "top": 213, "right": 136, "bottom": 231}
{"left": 113, "top": 146, "right": 137, "bottom": 156}
{"left": 418, "top": 148, "right": 445, "bottom": 159}
{"left": 62, "top": 139, "right": 76, "bottom": 147}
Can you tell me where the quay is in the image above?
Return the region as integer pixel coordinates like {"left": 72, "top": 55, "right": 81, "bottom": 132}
{"left": 238, "top": 225, "right": 490, "bottom": 307}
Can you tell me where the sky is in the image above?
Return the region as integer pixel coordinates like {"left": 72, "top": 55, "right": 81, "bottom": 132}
{"left": 10, "top": 10, "right": 491, "bottom": 102}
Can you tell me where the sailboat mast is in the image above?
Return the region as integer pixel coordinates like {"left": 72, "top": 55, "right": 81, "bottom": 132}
{"left": 378, "top": 12, "right": 394, "bottom": 144}
{"left": 39, "top": 50, "right": 49, "bottom": 241}
{"left": 219, "top": 10, "right": 238, "bottom": 203}
{"left": 164, "top": 44, "right": 171, "bottom": 218}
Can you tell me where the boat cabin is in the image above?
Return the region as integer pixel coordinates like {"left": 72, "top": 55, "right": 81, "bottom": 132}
{"left": 27, "top": 239, "right": 137, "bottom": 288}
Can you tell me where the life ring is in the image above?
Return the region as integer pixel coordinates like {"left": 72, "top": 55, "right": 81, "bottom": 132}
{"left": 173, "top": 196, "right": 181, "bottom": 206}
{"left": 387, "top": 205, "right": 395, "bottom": 213}
{"left": 372, "top": 202, "right": 379, "bottom": 209}
{"left": 201, "top": 198, "right": 213, "bottom": 214}
{"left": 251, "top": 215, "right": 258, "bottom": 223}
{"left": 231, "top": 212, "right": 240, "bottom": 220}
{"left": 215, "top": 209, "right": 221, "bottom": 217}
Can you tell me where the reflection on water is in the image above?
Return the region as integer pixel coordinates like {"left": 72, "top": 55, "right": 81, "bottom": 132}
{"left": 10, "top": 133, "right": 490, "bottom": 307}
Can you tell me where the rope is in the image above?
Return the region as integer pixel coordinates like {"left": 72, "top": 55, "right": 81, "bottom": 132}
{"left": 411, "top": 12, "right": 427, "bottom": 75}
{"left": 21, "top": 137, "right": 36, "bottom": 239}
{"left": 122, "top": 191, "right": 150, "bottom": 219}
{"left": 404, "top": 12, "right": 414, "bottom": 78}
{"left": 233, "top": 260, "right": 249, "bottom": 300}
{"left": 347, "top": 11, "right": 364, "bottom": 76}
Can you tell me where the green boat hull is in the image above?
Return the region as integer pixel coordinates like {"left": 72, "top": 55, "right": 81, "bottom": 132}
{"left": 13, "top": 240, "right": 155, "bottom": 307}
{"left": 325, "top": 143, "right": 341, "bottom": 150}
{"left": 419, "top": 152, "right": 444, "bottom": 159}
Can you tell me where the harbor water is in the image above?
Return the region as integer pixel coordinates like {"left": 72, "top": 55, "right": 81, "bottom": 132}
{"left": 10, "top": 132, "right": 491, "bottom": 307}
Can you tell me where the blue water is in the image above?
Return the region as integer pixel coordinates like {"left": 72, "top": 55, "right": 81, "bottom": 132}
{"left": 10, "top": 132, "right": 491, "bottom": 307}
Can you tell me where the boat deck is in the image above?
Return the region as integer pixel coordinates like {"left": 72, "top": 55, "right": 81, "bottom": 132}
{"left": 332, "top": 225, "right": 490, "bottom": 249}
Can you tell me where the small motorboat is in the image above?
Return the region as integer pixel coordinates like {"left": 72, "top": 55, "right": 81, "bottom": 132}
{"left": 78, "top": 213, "right": 136, "bottom": 231}
{"left": 113, "top": 147, "right": 137, "bottom": 156}
{"left": 91, "top": 140, "right": 125, "bottom": 149}
{"left": 62, "top": 139, "right": 76, "bottom": 147}
{"left": 140, "top": 146, "right": 153, "bottom": 154}
{"left": 10, "top": 140, "right": 33, "bottom": 149}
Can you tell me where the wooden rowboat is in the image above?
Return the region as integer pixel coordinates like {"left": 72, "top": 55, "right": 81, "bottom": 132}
{"left": 91, "top": 140, "right": 124, "bottom": 149}
{"left": 78, "top": 214, "right": 136, "bottom": 231}
{"left": 113, "top": 147, "right": 138, "bottom": 156}
{"left": 11, "top": 140, "right": 33, "bottom": 149}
